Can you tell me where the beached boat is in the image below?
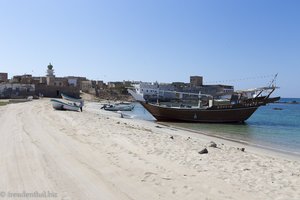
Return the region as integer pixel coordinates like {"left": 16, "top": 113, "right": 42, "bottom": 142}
{"left": 128, "top": 86, "right": 280, "bottom": 123}
{"left": 61, "top": 93, "right": 84, "bottom": 104}
{"left": 61, "top": 93, "right": 84, "bottom": 111}
{"left": 101, "top": 103, "right": 135, "bottom": 111}
{"left": 50, "top": 99, "right": 81, "bottom": 111}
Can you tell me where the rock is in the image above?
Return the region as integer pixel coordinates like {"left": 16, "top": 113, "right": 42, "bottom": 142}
{"left": 237, "top": 147, "right": 245, "bottom": 152}
{"left": 198, "top": 148, "right": 208, "bottom": 154}
{"left": 208, "top": 141, "right": 217, "bottom": 148}
{"left": 116, "top": 122, "right": 120, "bottom": 124}
{"left": 170, "top": 136, "right": 174, "bottom": 140}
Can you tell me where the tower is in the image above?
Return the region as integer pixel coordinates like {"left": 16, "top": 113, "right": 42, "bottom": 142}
{"left": 190, "top": 76, "right": 203, "bottom": 87}
{"left": 46, "top": 63, "right": 55, "bottom": 86}
{"left": 46, "top": 63, "right": 55, "bottom": 77}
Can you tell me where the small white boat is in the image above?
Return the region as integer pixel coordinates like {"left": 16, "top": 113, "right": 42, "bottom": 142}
{"left": 101, "top": 103, "right": 134, "bottom": 111}
{"left": 61, "top": 93, "right": 84, "bottom": 111}
{"left": 61, "top": 93, "right": 83, "bottom": 104}
{"left": 51, "top": 99, "right": 80, "bottom": 111}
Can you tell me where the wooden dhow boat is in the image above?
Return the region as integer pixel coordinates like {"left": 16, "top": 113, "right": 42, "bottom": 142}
{"left": 128, "top": 85, "right": 280, "bottom": 123}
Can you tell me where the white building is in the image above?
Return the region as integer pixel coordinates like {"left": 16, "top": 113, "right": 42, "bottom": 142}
{"left": 134, "top": 82, "right": 158, "bottom": 95}
{"left": 67, "top": 78, "right": 78, "bottom": 87}
{"left": 133, "top": 82, "right": 175, "bottom": 100}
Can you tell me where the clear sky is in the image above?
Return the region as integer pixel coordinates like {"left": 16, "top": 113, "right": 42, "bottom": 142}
{"left": 0, "top": 0, "right": 299, "bottom": 97}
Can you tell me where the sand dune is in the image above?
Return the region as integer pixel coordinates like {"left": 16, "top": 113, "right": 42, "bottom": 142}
{"left": 0, "top": 99, "right": 299, "bottom": 200}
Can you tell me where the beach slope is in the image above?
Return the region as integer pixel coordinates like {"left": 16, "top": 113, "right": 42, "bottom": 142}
{"left": 0, "top": 100, "right": 299, "bottom": 200}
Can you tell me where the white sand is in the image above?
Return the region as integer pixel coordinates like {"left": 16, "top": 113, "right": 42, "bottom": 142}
{"left": 0, "top": 99, "right": 299, "bottom": 200}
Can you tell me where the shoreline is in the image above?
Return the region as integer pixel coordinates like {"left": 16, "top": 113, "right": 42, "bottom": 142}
{"left": 89, "top": 100, "right": 300, "bottom": 163}
{"left": 158, "top": 122, "right": 300, "bottom": 161}
{"left": 119, "top": 101, "right": 300, "bottom": 160}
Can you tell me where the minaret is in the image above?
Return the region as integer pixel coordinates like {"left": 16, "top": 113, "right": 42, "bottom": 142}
{"left": 46, "top": 63, "right": 55, "bottom": 77}
{"left": 46, "top": 63, "right": 55, "bottom": 86}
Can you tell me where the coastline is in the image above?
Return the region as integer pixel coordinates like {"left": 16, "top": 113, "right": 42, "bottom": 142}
{"left": 0, "top": 99, "right": 299, "bottom": 200}
{"left": 158, "top": 122, "right": 300, "bottom": 161}
{"left": 0, "top": 99, "right": 9, "bottom": 106}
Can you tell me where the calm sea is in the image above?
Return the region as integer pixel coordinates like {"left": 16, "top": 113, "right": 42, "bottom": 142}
{"left": 127, "top": 98, "right": 300, "bottom": 156}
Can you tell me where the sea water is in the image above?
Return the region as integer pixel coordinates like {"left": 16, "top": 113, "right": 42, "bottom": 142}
{"left": 129, "top": 98, "right": 300, "bottom": 156}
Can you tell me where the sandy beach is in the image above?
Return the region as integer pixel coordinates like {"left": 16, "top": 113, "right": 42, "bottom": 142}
{"left": 0, "top": 99, "right": 299, "bottom": 200}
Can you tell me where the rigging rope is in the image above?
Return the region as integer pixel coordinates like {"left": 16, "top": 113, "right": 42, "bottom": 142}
{"left": 204, "top": 74, "right": 277, "bottom": 84}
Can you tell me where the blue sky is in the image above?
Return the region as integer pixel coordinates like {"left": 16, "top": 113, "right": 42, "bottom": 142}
{"left": 0, "top": 0, "right": 299, "bottom": 97}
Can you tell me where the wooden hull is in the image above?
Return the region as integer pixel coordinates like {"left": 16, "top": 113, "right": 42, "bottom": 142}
{"left": 140, "top": 102, "right": 259, "bottom": 123}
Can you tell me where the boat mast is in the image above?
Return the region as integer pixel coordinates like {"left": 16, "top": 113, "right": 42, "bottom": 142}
{"left": 269, "top": 73, "right": 278, "bottom": 87}
{"left": 157, "top": 87, "right": 159, "bottom": 104}
{"left": 198, "top": 91, "right": 202, "bottom": 108}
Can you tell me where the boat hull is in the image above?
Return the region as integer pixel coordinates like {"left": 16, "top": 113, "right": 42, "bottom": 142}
{"left": 140, "top": 102, "right": 258, "bottom": 123}
{"left": 51, "top": 99, "right": 80, "bottom": 111}
{"left": 61, "top": 93, "right": 84, "bottom": 108}
{"left": 102, "top": 103, "right": 134, "bottom": 111}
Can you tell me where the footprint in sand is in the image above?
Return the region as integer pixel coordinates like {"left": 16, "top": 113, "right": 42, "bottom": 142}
{"left": 141, "top": 172, "right": 157, "bottom": 182}
{"left": 172, "top": 187, "right": 177, "bottom": 194}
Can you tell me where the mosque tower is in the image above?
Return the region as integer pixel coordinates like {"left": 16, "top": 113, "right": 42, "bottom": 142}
{"left": 46, "top": 63, "right": 55, "bottom": 86}
{"left": 46, "top": 63, "right": 55, "bottom": 77}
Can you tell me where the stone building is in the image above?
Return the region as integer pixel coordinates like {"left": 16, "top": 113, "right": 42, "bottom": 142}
{"left": 107, "top": 81, "right": 123, "bottom": 88}
{"left": 133, "top": 76, "right": 234, "bottom": 101}
{"left": 81, "top": 80, "right": 93, "bottom": 93}
{"left": 35, "top": 63, "right": 81, "bottom": 98}
{"left": 0, "top": 83, "right": 35, "bottom": 98}
{"left": 0, "top": 73, "right": 8, "bottom": 83}
{"left": 0, "top": 64, "right": 85, "bottom": 99}
{"left": 11, "top": 74, "right": 34, "bottom": 84}
{"left": 190, "top": 76, "right": 203, "bottom": 87}
{"left": 66, "top": 76, "right": 87, "bottom": 88}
